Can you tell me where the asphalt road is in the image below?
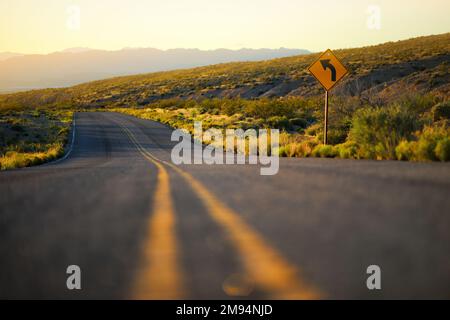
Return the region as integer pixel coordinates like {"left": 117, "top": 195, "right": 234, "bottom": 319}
{"left": 1, "top": 112, "right": 450, "bottom": 299}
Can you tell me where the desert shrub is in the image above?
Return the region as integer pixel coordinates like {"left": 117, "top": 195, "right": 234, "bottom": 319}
{"left": 277, "top": 146, "right": 288, "bottom": 157}
{"left": 326, "top": 128, "right": 348, "bottom": 145}
{"left": 286, "top": 144, "right": 298, "bottom": 157}
{"left": 395, "top": 140, "right": 416, "bottom": 161}
{"left": 335, "top": 141, "right": 358, "bottom": 159}
{"left": 278, "top": 138, "right": 317, "bottom": 158}
{"left": 311, "top": 144, "right": 337, "bottom": 158}
{"left": 266, "top": 116, "right": 291, "bottom": 130}
{"left": 243, "top": 99, "right": 296, "bottom": 119}
{"left": 278, "top": 144, "right": 296, "bottom": 157}
{"left": 198, "top": 98, "right": 220, "bottom": 113}
{"left": 0, "top": 143, "right": 63, "bottom": 170}
{"left": 431, "top": 101, "right": 450, "bottom": 121}
{"left": 435, "top": 137, "right": 450, "bottom": 161}
{"left": 415, "top": 125, "right": 450, "bottom": 161}
{"left": 305, "top": 123, "right": 321, "bottom": 136}
{"left": 289, "top": 117, "right": 308, "bottom": 128}
{"left": 292, "top": 142, "right": 310, "bottom": 157}
{"left": 222, "top": 102, "right": 241, "bottom": 116}
{"left": 294, "top": 142, "right": 312, "bottom": 157}
{"left": 0, "top": 109, "right": 71, "bottom": 170}
{"left": 350, "top": 104, "right": 419, "bottom": 159}
{"left": 399, "top": 93, "right": 440, "bottom": 114}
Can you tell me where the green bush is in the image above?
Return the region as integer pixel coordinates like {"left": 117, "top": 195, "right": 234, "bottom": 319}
{"left": 335, "top": 141, "right": 358, "bottom": 159}
{"left": 435, "top": 137, "right": 450, "bottom": 161}
{"left": 350, "top": 104, "right": 419, "bottom": 159}
{"left": 277, "top": 139, "right": 317, "bottom": 158}
{"left": 293, "top": 141, "right": 315, "bottom": 157}
{"left": 415, "top": 125, "right": 449, "bottom": 161}
{"left": 311, "top": 144, "right": 337, "bottom": 158}
{"left": 431, "top": 101, "right": 450, "bottom": 121}
{"left": 267, "top": 116, "right": 291, "bottom": 130}
{"left": 399, "top": 93, "right": 439, "bottom": 114}
{"left": 257, "top": 99, "right": 296, "bottom": 119}
{"left": 395, "top": 140, "right": 416, "bottom": 161}
{"left": 327, "top": 128, "right": 348, "bottom": 145}
{"left": 289, "top": 117, "right": 308, "bottom": 128}
{"left": 392, "top": 125, "right": 450, "bottom": 162}
{"left": 277, "top": 146, "right": 288, "bottom": 157}
{"left": 416, "top": 139, "right": 436, "bottom": 161}
{"left": 305, "top": 123, "right": 321, "bottom": 136}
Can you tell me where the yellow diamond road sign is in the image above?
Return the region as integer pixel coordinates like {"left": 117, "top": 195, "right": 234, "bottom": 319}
{"left": 308, "top": 49, "right": 348, "bottom": 91}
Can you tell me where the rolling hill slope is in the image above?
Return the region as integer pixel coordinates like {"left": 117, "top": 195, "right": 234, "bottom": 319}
{"left": 0, "top": 33, "right": 448, "bottom": 111}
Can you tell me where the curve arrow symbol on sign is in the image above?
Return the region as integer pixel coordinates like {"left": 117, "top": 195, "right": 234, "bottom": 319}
{"left": 320, "top": 59, "right": 337, "bottom": 82}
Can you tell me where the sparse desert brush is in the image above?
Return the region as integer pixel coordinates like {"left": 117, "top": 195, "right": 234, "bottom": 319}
{"left": 434, "top": 137, "right": 450, "bottom": 161}
{"left": 394, "top": 124, "right": 450, "bottom": 162}
{"left": 399, "top": 93, "right": 441, "bottom": 114}
{"left": 350, "top": 104, "right": 419, "bottom": 159}
{"left": 278, "top": 140, "right": 317, "bottom": 158}
{"left": 113, "top": 94, "right": 449, "bottom": 163}
{"left": 266, "top": 116, "right": 291, "bottom": 130}
{"left": 284, "top": 144, "right": 299, "bottom": 157}
{"left": 0, "top": 143, "right": 63, "bottom": 170}
{"left": 305, "top": 123, "right": 321, "bottom": 137}
{"left": 311, "top": 144, "right": 338, "bottom": 158}
{"left": 432, "top": 101, "right": 450, "bottom": 121}
{"left": 0, "top": 109, "right": 72, "bottom": 170}
{"left": 415, "top": 124, "right": 450, "bottom": 161}
{"left": 335, "top": 141, "right": 358, "bottom": 159}
{"left": 395, "top": 140, "right": 416, "bottom": 161}
{"left": 294, "top": 141, "right": 316, "bottom": 157}
{"left": 288, "top": 117, "right": 308, "bottom": 126}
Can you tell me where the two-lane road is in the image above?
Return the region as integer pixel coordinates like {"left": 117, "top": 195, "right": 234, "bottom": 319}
{"left": 1, "top": 112, "right": 449, "bottom": 299}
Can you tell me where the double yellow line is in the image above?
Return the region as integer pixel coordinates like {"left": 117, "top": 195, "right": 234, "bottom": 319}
{"left": 120, "top": 123, "right": 322, "bottom": 299}
{"left": 122, "top": 126, "right": 184, "bottom": 299}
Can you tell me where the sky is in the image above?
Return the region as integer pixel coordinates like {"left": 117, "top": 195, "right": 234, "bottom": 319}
{"left": 1, "top": 0, "right": 449, "bottom": 54}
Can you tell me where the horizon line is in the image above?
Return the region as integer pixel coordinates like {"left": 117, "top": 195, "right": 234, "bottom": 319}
{"left": 0, "top": 47, "right": 310, "bottom": 57}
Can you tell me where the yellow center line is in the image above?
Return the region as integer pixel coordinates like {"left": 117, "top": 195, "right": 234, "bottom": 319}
{"left": 163, "top": 162, "right": 322, "bottom": 299}
{"left": 119, "top": 124, "right": 185, "bottom": 299}
{"left": 123, "top": 125, "right": 323, "bottom": 299}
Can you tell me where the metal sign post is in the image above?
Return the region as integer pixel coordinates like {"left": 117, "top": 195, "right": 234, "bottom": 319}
{"left": 324, "top": 90, "right": 328, "bottom": 145}
{"left": 308, "top": 49, "right": 348, "bottom": 145}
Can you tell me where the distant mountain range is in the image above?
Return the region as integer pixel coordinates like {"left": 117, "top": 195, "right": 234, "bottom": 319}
{"left": 0, "top": 47, "right": 309, "bottom": 92}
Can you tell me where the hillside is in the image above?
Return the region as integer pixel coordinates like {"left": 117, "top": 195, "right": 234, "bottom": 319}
{"left": 1, "top": 33, "right": 448, "bottom": 110}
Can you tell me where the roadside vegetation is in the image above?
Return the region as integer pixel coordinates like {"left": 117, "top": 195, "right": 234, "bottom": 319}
{"left": 111, "top": 93, "right": 450, "bottom": 161}
{"left": 0, "top": 108, "right": 73, "bottom": 170}
{"left": 0, "top": 33, "right": 449, "bottom": 169}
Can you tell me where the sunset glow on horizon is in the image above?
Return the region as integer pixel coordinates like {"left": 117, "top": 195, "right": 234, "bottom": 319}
{"left": 1, "top": 0, "right": 449, "bottom": 54}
